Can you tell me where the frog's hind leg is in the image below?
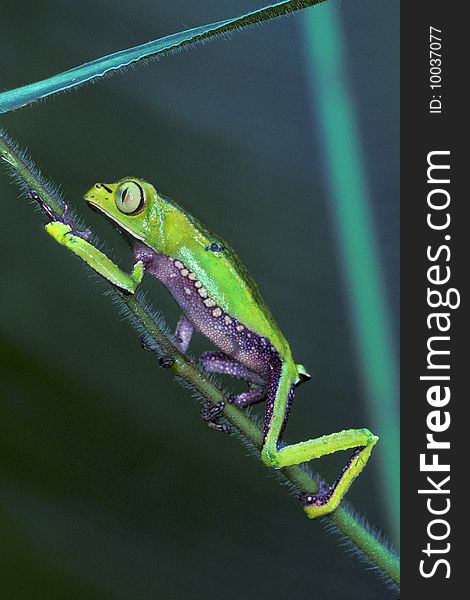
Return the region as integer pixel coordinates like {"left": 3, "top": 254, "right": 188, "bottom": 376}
{"left": 227, "top": 387, "right": 266, "bottom": 409}
{"left": 261, "top": 362, "right": 378, "bottom": 519}
{"left": 200, "top": 351, "right": 266, "bottom": 408}
{"left": 200, "top": 351, "right": 264, "bottom": 386}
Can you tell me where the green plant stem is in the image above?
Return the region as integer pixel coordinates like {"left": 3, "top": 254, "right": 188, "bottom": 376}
{"left": 0, "top": 129, "right": 399, "bottom": 589}
{"left": 0, "top": 0, "right": 326, "bottom": 114}
{"left": 0, "top": 131, "right": 65, "bottom": 217}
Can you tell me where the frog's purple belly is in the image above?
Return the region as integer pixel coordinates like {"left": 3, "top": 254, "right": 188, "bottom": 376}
{"left": 133, "top": 242, "right": 289, "bottom": 444}
{"left": 134, "top": 242, "right": 280, "bottom": 378}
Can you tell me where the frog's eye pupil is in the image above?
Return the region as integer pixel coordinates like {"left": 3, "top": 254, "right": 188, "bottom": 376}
{"left": 115, "top": 181, "right": 145, "bottom": 214}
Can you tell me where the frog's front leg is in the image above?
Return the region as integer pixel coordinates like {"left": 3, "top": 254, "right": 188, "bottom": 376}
{"left": 45, "top": 221, "right": 144, "bottom": 294}
{"left": 261, "top": 362, "right": 378, "bottom": 519}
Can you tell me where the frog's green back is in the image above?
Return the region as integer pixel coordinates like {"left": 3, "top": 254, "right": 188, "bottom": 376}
{"left": 160, "top": 195, "right": 292, "bottom": 358}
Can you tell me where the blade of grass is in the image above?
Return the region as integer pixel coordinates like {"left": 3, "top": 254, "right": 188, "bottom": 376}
{"left": 0, "top": 0, "right": 326, "bottom": 114}
{"left": 302, "top": 5, "right": 400, "bottom": 543}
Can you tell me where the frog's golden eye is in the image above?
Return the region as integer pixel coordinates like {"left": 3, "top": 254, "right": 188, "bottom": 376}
{"left": 115, "top": 181, "right": 145, "bottom": 215}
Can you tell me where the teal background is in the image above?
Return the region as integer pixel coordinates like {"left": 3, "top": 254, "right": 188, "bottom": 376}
{"left": 0, "top": 1, "right": 399, "bottom": 598}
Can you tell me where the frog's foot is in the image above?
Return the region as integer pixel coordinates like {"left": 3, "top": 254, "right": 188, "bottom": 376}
{"left": 28, "top": 189, "right": 92, "bottom": 240}
{"left": 28, "top": 189, "right": 59, "bottom": 220}
{"left": 299, "top": 446, "right": 370, "bottom": 518}
{"left": 299, "top": 480, "right": 331, "bottom": 508}
{"left": 207, "top": 420, "right": 230, "bottom": 434}
{"left": 201, "top": 400, "right": 226, "bottom": 423}
{"left": 73, "top": 226, "right": 93, "bottom": 241}
{"left": 141, "top": 337, "right": 153, "bottom": 352}
{"left": 225, "top": 387, "right": 265, "bottom": 409}
{"left": 159, "top": 355, "right": 174, "bottom": 369}
{"left": 200, "top": 400, "right": 230, "bottom": 434}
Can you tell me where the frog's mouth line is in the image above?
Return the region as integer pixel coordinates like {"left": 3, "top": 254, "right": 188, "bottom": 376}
{"left": 86, "top": 199, "right": 145, "bottom": 241}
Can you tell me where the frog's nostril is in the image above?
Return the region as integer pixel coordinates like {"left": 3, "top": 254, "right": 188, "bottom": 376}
{"left": 95, "top": 183, "right": 102, "bottom": 189}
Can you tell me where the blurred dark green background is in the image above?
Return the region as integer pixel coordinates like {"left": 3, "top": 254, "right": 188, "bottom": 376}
{"left": 1, "top": 1, "right": 399, "bottom": 598}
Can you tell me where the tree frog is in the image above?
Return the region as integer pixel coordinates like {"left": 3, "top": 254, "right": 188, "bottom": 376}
{"left": 47, "top": 177, "right": 378, "bottom": 518}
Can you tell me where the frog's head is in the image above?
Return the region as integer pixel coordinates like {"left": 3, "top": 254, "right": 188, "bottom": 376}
{"left": 85, "top": 178, "right": 160, "bottom": 242}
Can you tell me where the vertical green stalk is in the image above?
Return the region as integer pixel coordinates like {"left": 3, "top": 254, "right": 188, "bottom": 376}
{"left": 302, "top": 5, "right": 400, "bottom": 543}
